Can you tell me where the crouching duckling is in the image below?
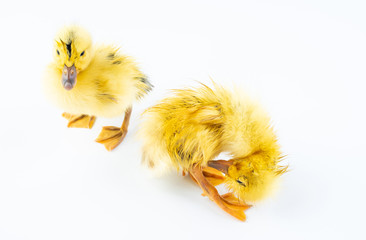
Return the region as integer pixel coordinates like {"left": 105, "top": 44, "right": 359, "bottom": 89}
{"left": 138, "top": 82, "right": 287, "bottom": 221}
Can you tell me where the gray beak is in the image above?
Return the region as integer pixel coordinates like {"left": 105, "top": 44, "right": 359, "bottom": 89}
{"left": 62, "top": 64, "right": 77, "bottom": 90}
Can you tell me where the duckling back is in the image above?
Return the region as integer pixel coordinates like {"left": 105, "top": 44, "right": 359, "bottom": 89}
{"left": 139, "top": 83, "right": 285, "bottom": 182}
{"left": 139, "top": 84, "right": 224, "bottom": 174}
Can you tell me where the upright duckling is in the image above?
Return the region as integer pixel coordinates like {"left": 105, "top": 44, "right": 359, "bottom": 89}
{"left": 44, "top": 25, "right": 152, "bottom": 150}
{"left": 139, "top": 82, "right": 287, "bottom": 221}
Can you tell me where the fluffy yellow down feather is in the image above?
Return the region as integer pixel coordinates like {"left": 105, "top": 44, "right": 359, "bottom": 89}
{"left": 44, "top": 25, "right": 152, "bottom": 118}
{"left": 44, "top": 25, "right": 152, "bottom": 150}
{"left": 139, "top": 82, "right": 287, "bottom": 204}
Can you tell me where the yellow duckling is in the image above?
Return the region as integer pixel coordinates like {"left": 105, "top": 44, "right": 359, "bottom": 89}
{"left": 139, "top": 82, "right": 287, "bottom": 221}
{"left": 44, "top": 25, "right": 152, "bottom": 150}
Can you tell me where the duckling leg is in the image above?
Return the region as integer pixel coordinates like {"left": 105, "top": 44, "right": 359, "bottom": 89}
{"left": 95, "top": 107, "right": 132, "bottom": 151}
{"left": 62, "top": 113, "right": 96, "bottom": 129}
{"left": 189, "top": 164, "right": 251, "bottom": 221}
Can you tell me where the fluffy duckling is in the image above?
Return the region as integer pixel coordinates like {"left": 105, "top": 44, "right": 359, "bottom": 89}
{"left": 139, "top": 82, "right": 287, "bottom": 221}
{"left": 44, "top": 25, "right": 152, "bottom": 150}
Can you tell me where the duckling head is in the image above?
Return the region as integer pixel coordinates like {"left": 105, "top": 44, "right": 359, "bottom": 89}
{"left": 217, "top": 156, "right": 286, "bottom": 203}
{"left": 53, "top": 25, "right": 93, "bottom": 90}
{"left": 226, "top": 160, "right": 275, "bottom": 203}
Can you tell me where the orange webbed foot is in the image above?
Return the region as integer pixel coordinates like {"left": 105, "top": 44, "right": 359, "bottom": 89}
{"left": 62, "top": 113, "right": 96, "bottom": 129}
{"left": 202, "top": 166, "right": 226, "bottom": 186}
{"left": 221, "top": 192, "right": 252, "bottom": 211}
{"left": 95, "top": 107, "right": 132, "bottom": 151}
{"left": 95, "top": 126, "right": 127, "bottom": 151}
{"left": 189, "top": 164, "right": 250, "bottom": 221}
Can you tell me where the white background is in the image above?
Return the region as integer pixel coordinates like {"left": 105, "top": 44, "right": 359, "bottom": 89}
{"left": 0, "top": 0, "right": 365, "bottom": 239}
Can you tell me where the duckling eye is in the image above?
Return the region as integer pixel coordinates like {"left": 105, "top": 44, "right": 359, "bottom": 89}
{"left": 56, "top": 49, "right": 60, "bottom": 55}
{"left": 80, "top": 51, "right": 85, "bottom": 56}
{"left": 236, "top": 177, "right": 247, "bottom": 187}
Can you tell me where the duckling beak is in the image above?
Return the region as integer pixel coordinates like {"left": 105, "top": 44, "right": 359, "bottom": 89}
{"left": 62, "top": 64, "right": 77, "bottom": 90}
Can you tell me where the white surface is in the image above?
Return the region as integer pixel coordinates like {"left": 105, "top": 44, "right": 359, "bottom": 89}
{"left": 0, "top": 0, "right": 365, "bottom": 239}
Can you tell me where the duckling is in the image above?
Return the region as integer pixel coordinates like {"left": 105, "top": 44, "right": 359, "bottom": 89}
{"left": 44, "top": 25, "right": 152, "bottom": 151}
{"left": 139, "top": 82, "right": 287, "bottom": 221}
